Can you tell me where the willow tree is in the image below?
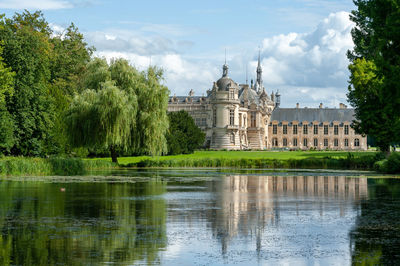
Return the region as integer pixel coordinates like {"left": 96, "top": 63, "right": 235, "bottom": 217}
{"left": 65, "top": 58, "right": 169, "bottom": 163}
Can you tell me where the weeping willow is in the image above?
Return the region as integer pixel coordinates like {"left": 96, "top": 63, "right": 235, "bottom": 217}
{"left": 65, "top": 58, "right": 169, "bottom": 163}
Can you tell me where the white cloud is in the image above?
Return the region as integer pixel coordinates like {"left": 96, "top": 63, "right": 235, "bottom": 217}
{"left": 0, "top": 0, "right": 72, "bottom": 10}
{"left": 86, "top": 11, "right": 355, "bottom": 107}
{"left": 253, "top": 11, "right": 355, "bottom": 107}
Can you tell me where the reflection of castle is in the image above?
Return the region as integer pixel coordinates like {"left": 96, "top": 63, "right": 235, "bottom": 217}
{"left": 212, "top": 175, "right": 367, "bottom": 254}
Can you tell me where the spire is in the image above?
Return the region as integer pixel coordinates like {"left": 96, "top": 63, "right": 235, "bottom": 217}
{"left": 256, "top": 48, "right": 263, "bottom": 92}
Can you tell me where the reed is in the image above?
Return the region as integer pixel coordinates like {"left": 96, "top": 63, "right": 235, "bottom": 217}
{"left": 0, "top": 157, "right": 116, "bottom": 176}
{"left": 126, "top": 153, "right": 380, "bottom": 170}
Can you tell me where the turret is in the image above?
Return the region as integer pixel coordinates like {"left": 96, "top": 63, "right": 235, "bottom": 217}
{"left": 275, "top": 91, "right": 281, "bottom": 108}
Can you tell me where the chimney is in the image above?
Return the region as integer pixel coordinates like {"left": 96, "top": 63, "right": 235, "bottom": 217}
{"left": 339, "top": 103, "right": 347, "bottom": 109}
{"left": 296, "top": 103, "right": 299, "bottom": 108}
{"left": 319, "top": 103, "right": 323, "bottom": 109}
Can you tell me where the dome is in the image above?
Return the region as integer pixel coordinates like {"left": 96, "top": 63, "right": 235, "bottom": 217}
{"left": 216, "top": 76, "right": 239, "bottom": 91}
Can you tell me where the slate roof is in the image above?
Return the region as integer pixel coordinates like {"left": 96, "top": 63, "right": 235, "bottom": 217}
{"left": 270, "top": 108, "right": 355, "bottom": 122}
{"left": 238, "top": 87, "right": 260, "bottom": 105}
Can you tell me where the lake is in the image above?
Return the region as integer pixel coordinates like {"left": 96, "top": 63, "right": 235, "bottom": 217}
{"left": 0, "top": 169, "right": 399, "bottom": 265}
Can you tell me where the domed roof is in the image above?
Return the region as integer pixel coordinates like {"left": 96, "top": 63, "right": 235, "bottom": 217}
{"left": 216, "top": 76, "right": 239, "bottom": 91}
{"left": 239, "top": 87, "right": 259, "bottom": 105}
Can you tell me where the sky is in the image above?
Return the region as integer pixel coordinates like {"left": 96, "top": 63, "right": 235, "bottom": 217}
{"left": 0, "top": 0, "right": 357, "bottom": 108}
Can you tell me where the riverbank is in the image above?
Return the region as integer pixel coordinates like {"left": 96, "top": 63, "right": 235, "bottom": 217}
{"left": 0, "top": 157, "right": 116, "bottom": 176}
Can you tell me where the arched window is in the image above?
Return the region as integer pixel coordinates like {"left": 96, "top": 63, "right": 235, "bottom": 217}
{"left": 272, "top": 138, "right": 278, "bottom": 147}
{"left": 283, "top": 138, "right": 287, "bottom": 146}
{"left": 213, "top": 109, "right": 216, "bottom": 127}
{"left": 354, "top": 138, "right": 360, "bottom": 147}
{"left": 230, "top": 133, "right": 235, "bottom": 144}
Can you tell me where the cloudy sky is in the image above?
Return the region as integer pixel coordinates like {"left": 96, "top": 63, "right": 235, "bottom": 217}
{"left": 0, "top": 0, "right": 357, "bottom": 108}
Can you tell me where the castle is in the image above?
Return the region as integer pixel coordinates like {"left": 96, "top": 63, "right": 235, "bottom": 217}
{"left": 168, "top": 55, "right": 367, "bottom": 150}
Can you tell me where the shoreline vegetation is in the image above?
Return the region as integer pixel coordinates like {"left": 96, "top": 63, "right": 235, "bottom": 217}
{"left": 1, "top": 151, "right": 399, "bottom": 176}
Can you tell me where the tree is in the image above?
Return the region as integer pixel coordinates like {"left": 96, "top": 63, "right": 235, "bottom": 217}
{"left": 65, "top": 58, "right": 169, "bottom": 163}
{"left": 347, "top": 0, "right": 400, "bottom": 153}
{"left": 0, "top": 11, "right": 55, "bottom": 156}
{"left": 166, "top": 110, "right": 205, "bottom": 155}
{"left": 0, "top": 35, "right": 15, "bottom": 154}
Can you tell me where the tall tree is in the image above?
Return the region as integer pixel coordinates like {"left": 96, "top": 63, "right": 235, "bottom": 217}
{"left": 0, "top": 41, "right": 15, "bottom": 154}
{"left": 166, "top": 110, "right": 205, "bottom": 155}
{"left": 347, "top": 0, "right": 400, "bottom": 153}
{"left": 65, "top": 58, "right": 169, "bottom": 163}
{"left": 0, "top": 11, "right": 55, "bottom": 156}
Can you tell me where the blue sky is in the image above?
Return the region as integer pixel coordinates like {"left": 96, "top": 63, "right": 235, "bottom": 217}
{"left": 0, "top": 0, "right": 357, "bottom": 107}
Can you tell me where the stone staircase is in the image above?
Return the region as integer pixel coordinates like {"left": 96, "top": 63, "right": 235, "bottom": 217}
{"left": 247, "top": 130, "right": 263, "bottom": 150}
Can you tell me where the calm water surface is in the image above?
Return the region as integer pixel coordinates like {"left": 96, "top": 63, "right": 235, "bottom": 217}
{"left": 0, "top": 169, "right": 399, "bottom": 265}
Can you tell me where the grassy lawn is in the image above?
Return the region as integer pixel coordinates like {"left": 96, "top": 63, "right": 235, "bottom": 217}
{"left": 94, "top": 150, "right": 377, "bottom": 165}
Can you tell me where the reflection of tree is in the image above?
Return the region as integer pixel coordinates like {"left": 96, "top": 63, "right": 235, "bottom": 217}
{"left": 350, "top": 179, "right": 400, "bottom": 265}
{"left": 0, "top": 180, "right": 167, "bottom": 265}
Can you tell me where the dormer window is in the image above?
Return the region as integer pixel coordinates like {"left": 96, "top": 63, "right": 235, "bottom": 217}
{"left": 229, "top": 89, "right": 234, "bottom": 99}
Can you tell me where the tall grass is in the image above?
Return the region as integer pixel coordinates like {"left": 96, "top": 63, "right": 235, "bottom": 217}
{"left": 126, "top": 153, "right": 380, "bottom": 170}
{"left": 0, "top": 157, "right": 116, "bottom": 176}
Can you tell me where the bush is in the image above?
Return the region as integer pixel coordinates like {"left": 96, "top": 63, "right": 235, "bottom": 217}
{"left": 374, "top": 153, "right": 400, "bottom": 174}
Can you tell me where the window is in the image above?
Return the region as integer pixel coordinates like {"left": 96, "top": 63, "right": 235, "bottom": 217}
{"left": 334, "top": 125, "right": 339, "bottom": 135}
{"left": 293, "top": 124, "right": 298, "bottom": 134}
{"left": 239, "top": 113, "right": 242, "bottom": 127}
{"left": 229, "top": 90, "right": 234, "bottom": 99}
{"left": 283, "top": 125, "right": 287, "bottom": 134}
{"left": 229, "top": 110, "right": 234, "bottom": 126}
{"left": 201, "top": 118, "right": 206, "bottom": 126}
{"left": 213, "top": 109, "right": 216, "bottom": 127}
{"left": 314, "top": 125, "right": 318, "bottom": 134}
{"left": 230, "top": 133, "right": 235, "bottom": 144}
{"left": 283, "top": 138, "right": 287, "bottom": 146}
{"left": 272, "top": 138, "right": 278, "bottom": 147}
{"left": 293, "top": 138, "right": 298, "bottom": 147}
{"left": 344, "top": 138, "right": 349, "bottom": 147}
{"left": 334, "top": 138, "right": 338, "bottom": 147}
{"left": 251, "top": 112, "right": 256, "bottom": 127}
{"left": 303, "top": 125, "right": 308, "bottom": 134}
{"left": 314, "top": 138, "right": 318, "bottom": 147}
{"left": 303, "top": 138, "right": 308, "bottom": 147}
{"left": 344, "top": 125, "right": 349, "bottom": 135}
{"left": 324, "top": 125, "right": 328, "bottom": 135}
{"left": 273, "top": 124, "right": 277, "bottom": 134}
{"left": 324, "top": 138, "right": 328, "bottom": 147}
{"left": 354, "top": 138, "right": 360, "bottom": 147}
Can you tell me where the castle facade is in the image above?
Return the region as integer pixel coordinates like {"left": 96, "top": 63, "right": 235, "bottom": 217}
{"left": 168, "top": 56, "right": 367, "bottom": 150}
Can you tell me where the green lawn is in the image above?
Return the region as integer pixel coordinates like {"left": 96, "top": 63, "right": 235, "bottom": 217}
{"left": 95, "top": 150, "right": 377, "bottom": 165}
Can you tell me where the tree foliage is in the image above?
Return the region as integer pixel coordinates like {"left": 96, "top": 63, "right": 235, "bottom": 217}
{"left": 166, "top": 110, "right": 205, "bottom": 155}
{"left": 0, "top": 11, "right": 94, "bottom": 156}
{"left": 347, "top": 0, "right": 400, "bottom": 152}
{"left": 66, "top": 58, "right": 169, "bottom": 163}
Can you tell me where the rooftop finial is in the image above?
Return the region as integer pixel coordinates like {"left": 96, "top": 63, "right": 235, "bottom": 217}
{"left": 222, "top": 48, "right": 228, "bottom": 77}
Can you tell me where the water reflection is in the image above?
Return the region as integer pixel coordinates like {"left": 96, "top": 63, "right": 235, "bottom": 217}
{"left": 211, "top": 176, "right": 367, "bottom": 258}
{"left": 0, "top": 181, "right": 167, "bottom": 265}
{"left": 1, "top": 173, "right": 399, "bottom": 265}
